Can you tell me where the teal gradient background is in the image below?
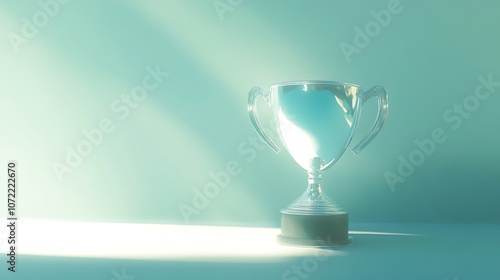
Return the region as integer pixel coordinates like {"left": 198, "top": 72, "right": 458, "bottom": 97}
{"left": 1, "top": 0, "right": 499, "bottom": 228}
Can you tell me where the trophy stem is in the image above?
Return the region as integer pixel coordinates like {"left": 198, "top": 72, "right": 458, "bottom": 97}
{"left": 282, "top": 157, "right": 342, "bottom": 215}
{"left": 306, "top": 165, "right": 326, "bottom": 201}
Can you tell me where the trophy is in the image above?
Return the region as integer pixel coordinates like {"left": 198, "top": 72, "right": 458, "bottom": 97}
{"left": 247, "top": 81, "right": 388, "bottom": 246}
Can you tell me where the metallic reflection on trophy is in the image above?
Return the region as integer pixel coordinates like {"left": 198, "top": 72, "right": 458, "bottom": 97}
{"left": 248, "top": 81, "right": 388, "bottom": 246}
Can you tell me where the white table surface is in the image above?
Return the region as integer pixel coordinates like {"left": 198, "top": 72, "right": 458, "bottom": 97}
{"left": 1, "top": 219, "right": 498, "bottom": 280}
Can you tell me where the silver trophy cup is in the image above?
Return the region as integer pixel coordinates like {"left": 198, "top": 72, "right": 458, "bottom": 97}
{"left": 248, "top": 81, "right": 388, "bottom": 246}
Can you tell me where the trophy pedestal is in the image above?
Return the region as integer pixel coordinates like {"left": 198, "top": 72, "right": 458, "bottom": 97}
{"left": 277, "top": 212, "right": 352, "bottom": 247}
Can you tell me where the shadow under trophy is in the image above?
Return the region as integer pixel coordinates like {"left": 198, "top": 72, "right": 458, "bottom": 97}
{"left": 248, "top": 81, "right": 388, "bottom": 246}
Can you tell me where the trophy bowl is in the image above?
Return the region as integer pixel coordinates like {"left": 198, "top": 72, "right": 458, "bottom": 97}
{"left": 247, "top": 81, "right": 388, "bottom": 246}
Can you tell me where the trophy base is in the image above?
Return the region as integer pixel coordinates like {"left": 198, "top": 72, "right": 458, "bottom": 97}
{"left": 277, "top": 212, "right": 352, "bottom": 247}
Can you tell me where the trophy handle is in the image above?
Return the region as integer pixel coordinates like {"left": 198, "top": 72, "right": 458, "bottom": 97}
{"left": 351, "top": 85, "right": 388, "bottom": 155}
{"left": 247, "top": 87, "right": 280, "bottom": 153}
